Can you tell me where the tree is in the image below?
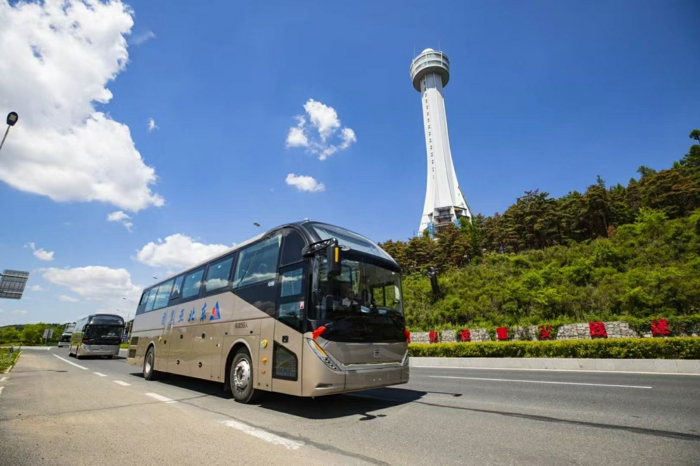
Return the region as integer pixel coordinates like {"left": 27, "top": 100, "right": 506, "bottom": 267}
{"left": 690, "top": 129, "right": 700, "bottom": 143}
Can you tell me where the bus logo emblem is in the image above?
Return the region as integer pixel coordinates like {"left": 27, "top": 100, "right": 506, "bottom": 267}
{"left": 373, "top": 348, "right": 381, "bottom": 359}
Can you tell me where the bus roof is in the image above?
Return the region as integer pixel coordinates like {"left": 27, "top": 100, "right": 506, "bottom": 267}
{"left": 140, "top": 220, "right": 398, "bottom": 292}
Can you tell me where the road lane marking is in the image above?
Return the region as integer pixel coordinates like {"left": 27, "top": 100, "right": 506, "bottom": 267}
{"left": 52, "top": 354, "right": 88, "bottom": 370}
{"left": 0, "top": 387, "right": 4, "bottom": 396}
{"left": 428, "top": 375, "right": 652, "bottom": 389}
{"left": 145, "top": 392, "right": 177, "bottom": 404}
{"left": 0, "top": 377, "right": 7, "bottom": 383}
{"left": 413, "top": 365, "right": 700, "bottom": 376}
{"left": 94, "top": 372, "right": 107, "bottom": 377}
{"left": 220, "top": 420, "right": 303, "bottom": 450}
{"left": 114, "top": 381, "right": 130, "bottom": 386}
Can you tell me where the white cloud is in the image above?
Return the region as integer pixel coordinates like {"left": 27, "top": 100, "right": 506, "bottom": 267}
{"left": 0, "top": 0, "right": 164, "bottom": 212}
{"left": 11, "top": 310, "right": 28, "bottom": 315}
{"left": 285, "top": 173, "right": 325, "bottom": 193}
{"left": 59, "top": 295, "right": 79, "bottom": 303}
{"left": 129, "top": 30, "right": 155, "bottom": 46}
{"left": 107, "top": 210, "right": 133, "bottom": 231}
{"left": 29, "top": 285, "right": 43, "bottom": 291}
{"left": 43, "top": 266, "right": 141, "bottom": 302}
{"left": 147, "top": 118, "right": 158, "bottom": 132}
{"left": 25, "top": 242, "right": 55, "bottom": 261}
{"left": 286, "top": 116, "right": 308, "bottom": 147}
{"left": 135, "top": 234, "right": 233, "bottom": 269}
{"left": 285, "top": 99, "right": 356, "bottom": 160}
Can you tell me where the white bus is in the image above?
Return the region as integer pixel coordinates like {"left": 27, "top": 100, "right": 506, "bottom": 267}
{"left": 68, "top": 314, "right": 124, "bottom": 359}
{"left": 127, "top": 221, "right": 409, "bottom": 403}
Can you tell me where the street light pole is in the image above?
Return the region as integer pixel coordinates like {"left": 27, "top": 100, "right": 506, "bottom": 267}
{"left": 0, "top": 112, "right": 18, "bottom": 153}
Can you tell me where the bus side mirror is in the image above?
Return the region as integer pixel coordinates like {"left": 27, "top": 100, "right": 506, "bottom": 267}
{"left": 327, "top": 242, "right": 342, "bottom": 277}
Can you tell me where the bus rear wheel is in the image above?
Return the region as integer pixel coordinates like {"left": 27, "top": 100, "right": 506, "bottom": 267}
{"left": 143, "top": 346, "right": 160, "bottom": 380}
{"left": 230, "top": 348, "right": 260, "bottom": 404}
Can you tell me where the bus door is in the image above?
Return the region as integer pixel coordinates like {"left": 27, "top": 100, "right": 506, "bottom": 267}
{"left": 157, "top": 309, "right": 175, "bottom": 372}
{"left": 271, "top": 263, "right": 306, "bottom": 396}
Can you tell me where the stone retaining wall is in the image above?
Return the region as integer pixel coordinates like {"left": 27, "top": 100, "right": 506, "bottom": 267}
{"left": 409, "top": 319, "right": 696, "bottom": 343}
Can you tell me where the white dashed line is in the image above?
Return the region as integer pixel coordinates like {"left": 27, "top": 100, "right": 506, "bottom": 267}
{"left": 94, "top": 372, "right": 107, "bottom": 377}
{"left": 52, "top": 354, "right": 88, "bottom": 370}
{"left": 0, "top": 387, "right": 4, "bottom": 396}
{"left": 113, "top": 380, "right": 130, "bottom": 386}
{"left": 428, "top": 375, "right": 653, "bottom": 389}
{"left": 220, "top": 420, "right": 304, "bottom": 450}
{"left": 145, "top": 393, "right": 177, "bottom": 404}
{"left": 0, "top": 377, "right": 7, "bottom": 383}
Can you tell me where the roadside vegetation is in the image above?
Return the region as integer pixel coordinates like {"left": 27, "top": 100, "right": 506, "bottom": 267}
{"left": 0, "top": 348, "right": 20, "bottom": 372}
{"left": 0, "top": 323, "right": 66, "bottom": 346}
{"left": 381, "top": 130, "right": 700, "bottom": 331}
{"left": 409, "top": 337, "right": 700, "bottom": 359}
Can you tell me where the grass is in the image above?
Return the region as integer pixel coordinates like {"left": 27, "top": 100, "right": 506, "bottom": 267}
{"left": 120, "top": 342, "right": 130, "bottom": 349}
{"left": 0, "top": 348, "right": 20, "bottom": 372}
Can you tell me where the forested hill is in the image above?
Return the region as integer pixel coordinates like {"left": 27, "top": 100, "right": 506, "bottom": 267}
{"left": 380, "top": 130, "right": 700, "bottom": 330}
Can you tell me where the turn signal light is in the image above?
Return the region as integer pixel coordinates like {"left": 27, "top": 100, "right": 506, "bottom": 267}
{"left": 312, "top": 326, "right": 326, "bottom": 340}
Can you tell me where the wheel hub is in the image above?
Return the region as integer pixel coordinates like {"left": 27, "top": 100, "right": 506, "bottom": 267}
{"left": 233, "top": 359, "right": 250, "bottom": 392}
{"left": 145, "top": 353, "right": 152, "bottom": 374}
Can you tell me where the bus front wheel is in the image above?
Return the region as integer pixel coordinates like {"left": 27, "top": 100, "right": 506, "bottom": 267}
{"left": 230, "top": 348, "right": 260, "bottom": 404}
{"left": 143, "top": 347, "right": 160, "bottom": 380}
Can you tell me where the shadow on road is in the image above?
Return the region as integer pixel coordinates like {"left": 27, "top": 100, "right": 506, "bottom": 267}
{"left": 126, "top": 371, "right": 427, "bottom": 420}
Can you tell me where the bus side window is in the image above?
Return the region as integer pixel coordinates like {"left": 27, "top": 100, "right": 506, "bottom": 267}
{"left": 170, "top": 275, "right": 184, "bottom": 302}
{"left": 145, "top": 288, "right": 157, "bottom": 312}
{"left": 280, "top": 229, "right": 306, "bottom": 267}
{"left": 181, "top": 268, "right": 205, "bottom": 301}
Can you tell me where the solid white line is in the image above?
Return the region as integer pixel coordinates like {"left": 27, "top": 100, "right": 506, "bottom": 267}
{"left": 145, "top": 392, "right": 177, "bottom": 404}
{"left": 0, "top": 377, "right": 7, "bottom": 383}
{"left": 428, "top": 375, "right": 652, "bottom": 389}
{"left": 0, "top": 387, "right": 4, "bottom": 396}
{"left": 412, "top": 365, "right": 700, "bottom": 376}
{"left": 52, "top": 354, "right": 88, "bottom": 370}
{"left": 220, "top": 420, "right": 303, "bottom": 450}
{"left": 94, "top": 372, "right": 107, "bottom": 377}
{"left": 113, "top": 380, "right": 130, "bottom": 386}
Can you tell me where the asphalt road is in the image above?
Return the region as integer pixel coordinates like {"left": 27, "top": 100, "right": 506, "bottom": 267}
{"left": 1, "top": 347, "right": 699, "bottom": 466}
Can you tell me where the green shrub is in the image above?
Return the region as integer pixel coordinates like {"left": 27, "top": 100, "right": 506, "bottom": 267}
{"left": 408, "top": 337, "right": 700, "bottom": 359}
{"left": 0, "top": 348, "right": 20, "bottom": 372}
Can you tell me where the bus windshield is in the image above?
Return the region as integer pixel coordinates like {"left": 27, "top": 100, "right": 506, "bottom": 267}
{"left": 84, "top": 325, "right": 122, "bottom": 344}
{"left": 312, "top": 256, "right": 403, "bottom": 320}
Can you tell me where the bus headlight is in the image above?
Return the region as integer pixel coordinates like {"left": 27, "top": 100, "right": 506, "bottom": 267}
{"left": 307, "top": 339, "right": 340, "bottom": 372}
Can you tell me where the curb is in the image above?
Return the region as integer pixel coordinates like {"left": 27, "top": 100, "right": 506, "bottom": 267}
{"left": 409, "top": 357, "right": 700, "bottom": 374}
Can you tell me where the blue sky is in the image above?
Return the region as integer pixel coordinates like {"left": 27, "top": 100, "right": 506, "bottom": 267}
{"left": 0, "top": 0, "right": 698, "bottom": 325}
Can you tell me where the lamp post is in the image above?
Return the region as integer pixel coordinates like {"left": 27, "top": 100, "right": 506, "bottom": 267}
{"left": 0, "top": 112, "right": 18, "bottom": 153}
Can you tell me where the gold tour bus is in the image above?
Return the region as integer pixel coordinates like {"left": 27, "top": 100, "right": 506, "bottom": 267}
{"left": 68, "top": 314, "right": 125, "bottom": 359}
{"left": 127, "top": 221, "right": 410, "bottom": 403}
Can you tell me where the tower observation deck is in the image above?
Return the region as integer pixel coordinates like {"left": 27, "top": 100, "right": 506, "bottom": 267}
{"left": 410, "top": 48, "right": 472, "bottom": 235}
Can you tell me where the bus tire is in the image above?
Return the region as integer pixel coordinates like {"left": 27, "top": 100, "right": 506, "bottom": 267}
{"left": 68, "top": 345, "right": 74, "bottom": 357}
{"left": 75, "top": 345, "right": 83, "bottom": 360}
{"left": 106, "top": 355, "right": 113, "bottom": 360}
{"left": 230, "top": 348, "right": 260, "bottom": 404}
{"left": 143, "top": 346, "right": 160, "bottom": 380}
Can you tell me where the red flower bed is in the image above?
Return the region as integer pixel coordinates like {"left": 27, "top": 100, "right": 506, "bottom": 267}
{"left": 538, "top": 325, "right": 554, "bottom": 340}
{"left": 496, "top": 327, "right": 508, "bottom": 341}
{"left": 460, "top": 329, "right": 471, "bottom": 342}
{"left": 651, "top": 319, "right": 671, "bottom": 336}
{"left": 429, "top": 331, "right": 439, "bottom": 343}
{"left": 589, "top": 321, "right": 607, "bottom": 338}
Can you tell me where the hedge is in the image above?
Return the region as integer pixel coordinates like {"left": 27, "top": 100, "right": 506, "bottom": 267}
{"left": 408, "top": 337, "right": 700, "bottom": 359}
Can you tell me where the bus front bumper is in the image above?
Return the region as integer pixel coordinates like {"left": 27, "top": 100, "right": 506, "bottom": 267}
{"left": 304, "top": 364, "right": 410, "bottom": 397}
{"left": 80, "top": 344, "right": 120, "bottom": 356}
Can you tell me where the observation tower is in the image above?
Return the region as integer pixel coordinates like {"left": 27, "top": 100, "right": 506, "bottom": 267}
{"left": 410, "top": 48, "right": 472, "bottom": 235}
